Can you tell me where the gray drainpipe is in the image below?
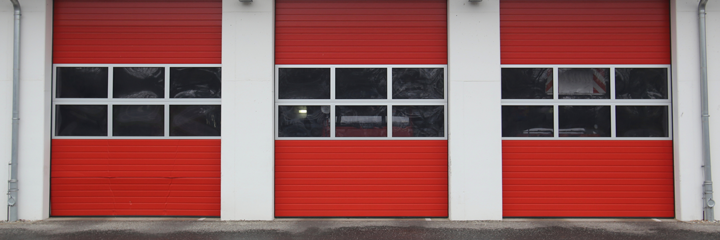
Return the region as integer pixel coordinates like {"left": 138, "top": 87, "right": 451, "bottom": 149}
{"left": 699, "top": 0, "right": 715, "bottom": 222}
{"left": 8, "top": 0, "right": 20, "bottom": 222}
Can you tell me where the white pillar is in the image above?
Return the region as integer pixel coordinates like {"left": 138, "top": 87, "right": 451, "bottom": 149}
{"left": 672, "top": 0, "right": 706, "bottom": 221}
{"left": 220, "top": 0, "right": 275, "bottom": 220}
{"left": 0, "top": 0, "right": 15, "bottom": 222}
{"left": 704, "top": 0, "right": 720, "bottom": 220}
{"left": 447, "top": 0, "right": 503, "bottom": 220}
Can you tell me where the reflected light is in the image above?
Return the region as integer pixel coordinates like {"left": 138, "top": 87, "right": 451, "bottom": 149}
{"left": 298, "top": 110, "right": 307, "bottom": 114}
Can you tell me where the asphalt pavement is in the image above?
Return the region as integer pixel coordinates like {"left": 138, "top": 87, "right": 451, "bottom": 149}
{"left": 1, "top": 218, "right": 719, "bottom": 240}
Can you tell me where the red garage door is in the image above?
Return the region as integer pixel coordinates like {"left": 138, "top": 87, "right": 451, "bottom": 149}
{"left": 51, "top": 0, "right": 222, "bottom": 216}
{"left": 275, "top": 0, "right": 448, "bottom": 217}
{"left": 500, "top": 0, "right": 674, "bottom": 217}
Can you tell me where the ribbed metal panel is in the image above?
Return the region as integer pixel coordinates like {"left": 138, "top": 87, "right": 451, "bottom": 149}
{"left": 275, "top": 140, "right": 448, "bottom": 217}
{"left": 275, "top": 0, "right": 447, "bottom": 65}
{"left": 53, "top": 0, "right": 221, "bottom": 64}
{"left": 500, "top": 0, "right": 671, "bottom": 65}
{"left": 502, "top": 140, "right": 674, "bottom": 217}
{"left": 51, "top": 139, "right": 220, "bottom": 217}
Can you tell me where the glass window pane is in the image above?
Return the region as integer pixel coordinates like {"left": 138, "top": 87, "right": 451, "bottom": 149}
{"left": 278, "top": 68, "right": 330, "bottom": 99}
{"left": 392, "top": 68, "right": 444, "bottom": 99}
{"left": 278, "top": 106, "right": 330, "bottom": 137}
{"left": 56, "top": 105, "right": 108, "bottom": 136}
{"left": 170, "top": 105, "right": 221, "bottom": 136}
{"left": 502, "top": 68, "right": 553, "bottom": 99}
{"left": 336, "top": 68, "right": 387, "bottom": 99}
{"left": 615, "top": 68, "right": 668, "bottom": 99}
{"left": 558, "top": 68, "right": 610, "bottom": 99}
{"left": 113, "top": 67, "right": 165, "bottom": 98}
{"left": 559, "top": 106, "right": 610, "bottom": 137}
{"left": 617, "top": 106, "right": 669, "bottom": 137}
{"left": 502, "top": 106, "right": 554, "bottom": 137}
{"left": 336, "top": 106, "right": 387, "bottom": 137}
{"left": 112, "top": 105, "right": 164, "bottom": 136}
{"left": 392, "top": 106, "right": 444, "bottom": 137}
{"left": 170, "top": 67, "right": 221, "bottom": 98}
{"left": 56, "top": 67, "right": 108, "bottom": 98}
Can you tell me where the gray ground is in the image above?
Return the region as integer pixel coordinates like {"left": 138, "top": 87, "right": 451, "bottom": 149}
{"left": 0, "top": 218, "right": 719, "bottom": 240}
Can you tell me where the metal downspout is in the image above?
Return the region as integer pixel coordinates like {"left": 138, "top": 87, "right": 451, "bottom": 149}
{"left": 699, "top": 0, "right": 715, "bottom": 222}
{"left": 8, "top": 0, "right": 20, "bottom": 222}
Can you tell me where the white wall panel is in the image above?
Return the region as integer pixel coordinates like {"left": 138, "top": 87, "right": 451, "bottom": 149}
{"left": 221, "top": 0, "right": 275, "bottom": 220}
{"left": 704, "top": 0, "right": 720, "bottom": 220}
{"left": 0, "top": 1, "right": 15, "bottom": 222}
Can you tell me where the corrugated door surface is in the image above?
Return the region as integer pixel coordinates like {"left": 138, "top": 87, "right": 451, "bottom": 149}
{"left": 500, "top": 0, "right": 670, "bottom": 65}
{"left": 51, "top": 0, "right": 221, "bottom": 217}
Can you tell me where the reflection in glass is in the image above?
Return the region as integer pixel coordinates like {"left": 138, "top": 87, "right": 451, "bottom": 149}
{"left": 617, "top": 106, "right": 669, "bottom": 137}
{"left": 392, "top": 68, "right": 444, "bottom": 99}
{"left": 278, "top": 68, "right": 330, "bottom": 99}
{"left": 392, "top": 106, "right": 444, "bottom": 137}
{"left": 501, "top": 68, "right": 553, "bottom": 99}
{"left": 56, "top": 67, "right": 108, "bottom": 98}
{"left": 615, "top": 68, "right": 668, "bottom": 99}
{"left": 56, "top": 105, "right": 108, "bottom": 136}
{"left": 170, "top": 67, "right": 221, "bottom": 98}
{"left": 113, "top": 67, "right": 165, "bottom": 98}
{"left": 558, "top": 68, "right": 610, "bottom": 99}
{"left": 278, "top": 106, "right": 330, "bottom": 137}
{"left": 170, "top": 105, "right": 221, "bottom": 136}
{"left": 502, "top": 106, "right": 553, "bottom": 137}
{"left": 336, "top": 106, "right": 387, "bottom": 137}
{"left": 559, "top": 106, "right": 610, "bottom": 137}
{"left": 336, "top": 68, "right": 387, "bottom": 99}
{"left": 112, "top": 105, "right": 164, "bottom": 136}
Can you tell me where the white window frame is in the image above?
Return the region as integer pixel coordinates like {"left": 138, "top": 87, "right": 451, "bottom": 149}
{"left": 275, "top": 65, "right": 448, "bottom": 140}
{"left": 501, "top": 64, "right": 673, "bottom": 140}
{"left": 52, "top": 64, "right": 222, "bottom": 139}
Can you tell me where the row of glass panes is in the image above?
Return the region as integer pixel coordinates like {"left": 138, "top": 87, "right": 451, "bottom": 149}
{"left": 55, "top": 105, "right": 221, "bottom": 137}
{"left": 56, "top": 67, "right": 221, "bottom": 99}
{"left": 278, "top": 67, "right": 445, "bottom": 100}
{"left": 278, "top": 105, "right": 444, "bottom": 138}
{"left": 501, "top": 68, "right": 669, "bottom": 99}
{"left": 502, "top": 105, "right": 669, "bottom": 138}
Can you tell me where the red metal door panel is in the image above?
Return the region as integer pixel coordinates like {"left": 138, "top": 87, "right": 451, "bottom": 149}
{"left": 275, "top": 140, "right": 448, "bottom": 217}
{"left": 275, "top": 0, "right": 447, "bottom": 65}
{"left": 51, "top": 139, "right": 221, "bottom": 217}
{"left": 53, "top": 0, "right": 221, "bottom": 64}
{"left": 500, "top": 0, "right": 671, "bottom": 65}
{"left": 502, "top": 140, "right": 674, "bottom": 217}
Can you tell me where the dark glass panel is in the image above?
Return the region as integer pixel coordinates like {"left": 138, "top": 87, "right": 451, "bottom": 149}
{"left": 278, "top": 68, "right": 330, "bottom": 99}
{"left": 617, "top": 106, "right": 669, "bottom": 137}
{"left": 558, "top": 68, "right": 610, "bottom": 99}
{"left": 113, "top": 67, "right": 165, "bottom": 98}
{"left": 112, "top": 105, "right": 164, "bottom": 136}
{"left": 278, "top": 106, "right": 330, "bottom": 137}
{"left": 502, "top": 106, "right": 553, "bottom": 137}
{"left": 559, "top": 106, "right": 610, "bottom": 137}
{"left": 501, "top": 68, "right": 553, "bottom": 99}
{"left": 55, "top": 105, "right": 107, "bottom": 136}
{"left": 392, "top": 68, "right": 444, "bottom": 99}
{"left": 56, "top": 67, "right": 108, "bottom": 98}
{"left": 170, "top": 105, "right": 221, "bottom": 136}
{"left": 336, "top": 106, "right": 387, "bottom": 137}
{"left": 336, "top": 68, "right": 387, "bottom": 99}
{"left": 170, "top": 67, "right": 221, "bottom": 98}
{"left": 615, "top": 68, "right": 669, "bottom": 99}
{"left": 392, "top": 106, "right": 444, "bottom": 137}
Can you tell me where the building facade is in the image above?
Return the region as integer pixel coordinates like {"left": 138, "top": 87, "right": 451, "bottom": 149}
{"left": 0, "top": 0, "right": 719, "bottom": 221}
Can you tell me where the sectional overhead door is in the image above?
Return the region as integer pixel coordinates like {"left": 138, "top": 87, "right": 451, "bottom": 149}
{"left": 500, "top": 0, "right": 674, "bottom": 217}
{"left": 274, "top": 0, "right": 449, "bottom": 217}
{"left": 51, "top": 0, "right": 222, "bottom": 216}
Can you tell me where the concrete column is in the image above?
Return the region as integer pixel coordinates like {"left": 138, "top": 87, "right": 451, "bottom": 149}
{"left": 704, "top": 0, "right": 720, "bottom": 220}
{"left": 220, "top": 0, "right": 275, "bottom": 220}
{"left": 447, "top": 0, "right": 503, "bottom": 220}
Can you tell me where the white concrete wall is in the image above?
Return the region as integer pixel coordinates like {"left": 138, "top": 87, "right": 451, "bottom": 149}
{"left": 672, "top": 0, "right": 706, "bottom": 221}
{"left": 705, "top": 1, "right": 720, "bottom": 220}
{"left": 0, "top": 0, "right": 15, "bottom": 222}
{"left": 220, "top": 0, "right": 275, "bottom": 220}
{"left": 447, "top": 0, "right": 503, "bottom": 220}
